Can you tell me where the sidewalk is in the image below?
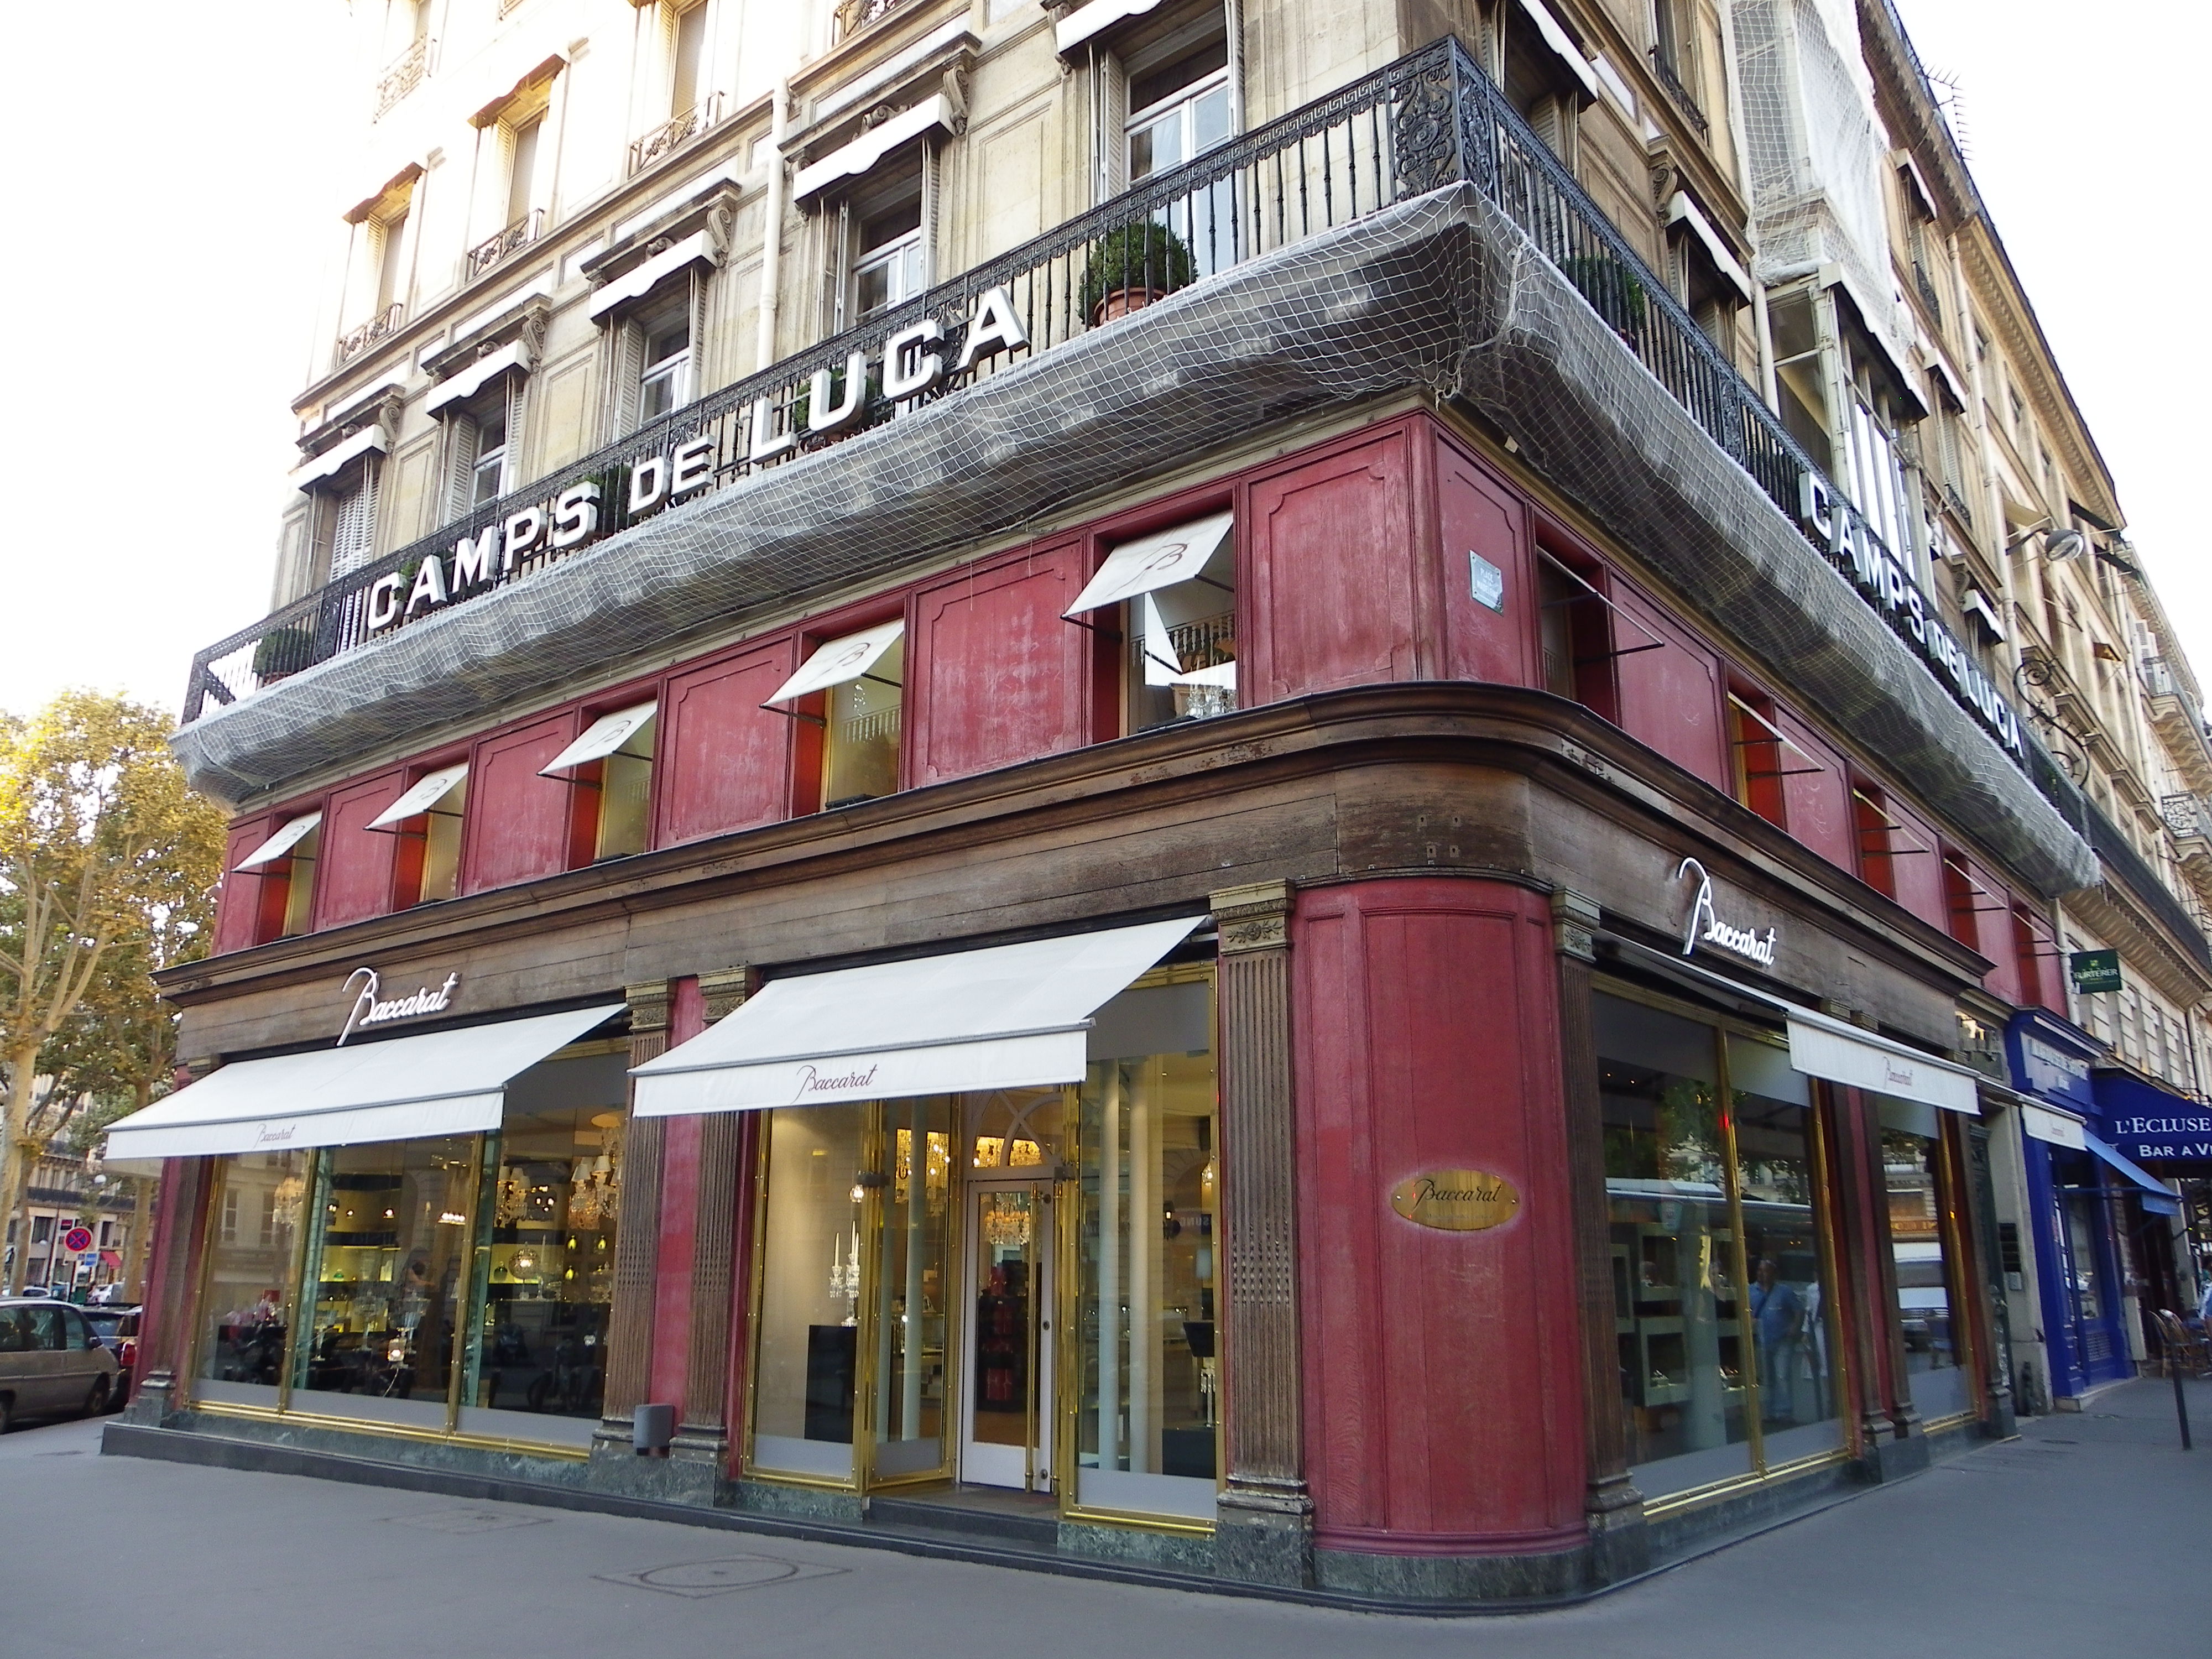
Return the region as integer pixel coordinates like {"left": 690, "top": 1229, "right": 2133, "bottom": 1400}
{"left": 4, "top": 1379, "right": 2208, "bottom": 1657}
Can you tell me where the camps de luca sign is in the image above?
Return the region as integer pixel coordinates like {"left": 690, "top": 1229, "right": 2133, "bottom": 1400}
{"left": 338, "top": 966, "right": 460, "bottom": 1045}
{"left": 1796, "top": 474, "right": 2024, "bottom": 761}
{"left": 1676, "top": 857, "right": 1778, "bottom": 968}
{"left": 366, "top": 286, "right": 1031, "bottom": 633}
{"left": 1390, "top": 1169, "right": 1522, "bottom": 1232}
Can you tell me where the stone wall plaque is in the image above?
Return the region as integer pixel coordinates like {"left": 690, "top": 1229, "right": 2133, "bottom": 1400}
{"left": 1389, "top": 1169, "right": 1520, "bottom": 1232}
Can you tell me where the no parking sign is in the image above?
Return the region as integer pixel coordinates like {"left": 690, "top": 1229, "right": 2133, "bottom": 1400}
{"left": 61, "top": 1225, "right": 93, "bottom": 1254}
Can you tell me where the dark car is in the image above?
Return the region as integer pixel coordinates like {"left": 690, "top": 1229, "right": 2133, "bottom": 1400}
{"left": 0, "top": 1298, "right": 121, "bottom": 1431}
{"left": 79, "top": 1305, "right": 141, "bottom": 1407}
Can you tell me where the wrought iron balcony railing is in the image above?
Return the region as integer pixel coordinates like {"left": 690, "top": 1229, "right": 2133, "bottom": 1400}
{"left": 185, "top": 34, "right": 2042, "bottom": 822}
{"left": 833, "top": 0, "right": 917, "bottom": 45}
{"left": 332, "top": 302, "right": 405, "bottom": 369}
{"left": 1648, "top": 49, "right": 1709, "bottom": 138}
{"left": 467, "top": 209, "right": 545, "bottom": 281}
{"left": 376, "top": 35, "right": 428, "bottom": 118}
{"left": 629, "top": 94, "right": 723, "bottom": 178}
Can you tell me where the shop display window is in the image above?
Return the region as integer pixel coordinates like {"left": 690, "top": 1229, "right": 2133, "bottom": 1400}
{"left": 1881, "top": 1099, "right": 1973, "bottom": 1422}
{"left": 458, "top": 1052, "right": 629, "bottom": 1444}
{"left": 872, "top": 1097, "right": 954, "bottom": 1479}
{"left": 750, "top": 1104, "right": 869, "bottom": 1480}
{"left": 194, "top": 1151, "right": 310, "bottom": 1407}
{"left": 1072, "top": 974, "right": 1218, "bottom": 1520}
{"left": 1598, "top": 992, "right": 1843, "bottom": 1500}
{"left": 291, "top": 1137, "right": 477, "bottom": 1430}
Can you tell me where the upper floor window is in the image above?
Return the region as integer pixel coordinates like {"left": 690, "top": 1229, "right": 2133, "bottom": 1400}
{"left": 1535, "top": 547, "right": 1620, "bottom": 721}
{"left": 855, "top": 200, "right": 925, "bottom": 321}
{"left": 368, "top": 763, "right": 469, "bottom": 905}
{"left": 1126, "top": 36, "right": 1230, "bottom": 182}
{"left": 1726, "top": 687, "right": 1797, "bottom": 830}
{"left": 670, "top": 1, "right": 709, "bottom": 119}
{"left": 837, "top": 154, "right": 928, "bottom": 328}
{"left": 541, "top": 701, "right": 659, "bottom": 862}
{"left": 1939, "top": 851, "right": 1985, "bottom": 948}
{"left": 313, "top": 460, "right": 382, "bottom": 582}
{"left": 444, "top": 382, "right": 519, "bottom": 517}
{"left": 1498, "top": 0, "right": 1593, "bottom": 163}
{"left": 505, "top": 116, "right": 542, "bottom": 231}
{"left": 640, "top": 307, "right": 693, "bottom": 424}
{"left": 765, "top": 622, "right": 906, "bottom": 810}
{"left": 373, "top": 208, "right": 410, "bottom": 315}
{"left": 234, "top": 812, "right": 324, "bottom": 942}
{"left": 1066, "top": 510, "right": 1239, "bottom": 732}
{"left": 1850, "top": 779, "right": 1900, "bottom": 900}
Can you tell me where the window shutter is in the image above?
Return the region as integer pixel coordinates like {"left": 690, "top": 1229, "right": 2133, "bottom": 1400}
{"left": 611, "top": 319, "right": 646, "bottom": 437}
{"left": 330, "top": 461, "right": 380, "bottom": 576}
{"left": 502, "top": 372, "right": 528, "bottom": 484}
{"left": 445, "top": 415, "right": 482, "bottom": 522}
{"left": 685, "top": 268, "right": 709, "bottom": 401}
{"left": 1099, "top": 50, "right": 1130, "bottom": 200}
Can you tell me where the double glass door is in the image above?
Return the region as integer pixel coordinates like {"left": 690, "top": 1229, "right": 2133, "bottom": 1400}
{"left": 961, "top": 1182, "right": 1054, "bottom": 1491}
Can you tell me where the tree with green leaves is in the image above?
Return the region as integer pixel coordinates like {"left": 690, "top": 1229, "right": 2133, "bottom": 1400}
{"left": 0, "top": 691, "right": 225, "bottom": 1292}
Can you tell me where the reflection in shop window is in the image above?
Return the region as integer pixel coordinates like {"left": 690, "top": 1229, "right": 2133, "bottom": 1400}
{"left": 293, "top": 1137, "right": 476, "bottom": 1431}
{"left": 751, "top": 1104, "right": 868, "bottom": 1480}
{"left": 195, "top": 1151, "right": 310, "bottom": 1406}
{"left": 874, "top": 1097, "right": 954, "bottom": 1480}
{"left": 1598, "top": 994, "right": 1843, "bottom": 1500}
{"left": 1074, "top": 974, "right": 1218, "bottom": 1521}
{"left": 1882, "top": 1099, "right": 1970, "bottom": 1421}
{"left": 459, "top": 1070, "right": 628, "bottom": 1438}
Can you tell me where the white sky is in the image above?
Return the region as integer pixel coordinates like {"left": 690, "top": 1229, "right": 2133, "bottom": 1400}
{"left": 0, "top": 1, "right": 2201, "bottom": 724}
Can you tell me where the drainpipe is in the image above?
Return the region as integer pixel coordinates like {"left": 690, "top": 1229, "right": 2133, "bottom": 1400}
{"left": 755, "top": 80, "right": 791, "bottom": 370}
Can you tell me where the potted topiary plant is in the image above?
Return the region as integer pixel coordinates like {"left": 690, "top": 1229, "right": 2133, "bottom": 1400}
{"left": 1563, "top": 254, "right": 1647, "bottom": 344}
{"left": 252, "top": 626, "right": 317, "bottom": 684}
{"left": 1079, "top": 221, "right": 1197, "bottom": 324}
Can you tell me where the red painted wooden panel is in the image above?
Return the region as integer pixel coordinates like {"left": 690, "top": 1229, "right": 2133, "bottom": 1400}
{"left": 1775, "top": 708, "right": 1854, "bottom": 871}
{"left": 1884, "top": 796, "right": 1948, "bottom": 934}
{"left": 1433, "top": 435, "right": 1536, "bottom": 687}
{"left": 1246, "top": 431, "right": 1420, "bottom": 702}
{"left": 657, "top": 641, "right": 801, "bottom": 847}
{"left": 1293, "top": 879, "right": 1584, "bottom": 1551}
{"left": 1970, "top": 862, "right": 2022, "bottom": 1005}
{"left": 1609, "top": 581, "right": 1728, "bottom": 791}
{"left": 212, "top": 817, "right": 276, "bottom": 956}
{"left": 461, "top": 713, "right": 582, "bottom": 895}
{"left": 315, "top": 771, "right": 405, "bottom": 930}
{"left": 908, "top": 544, "right": 1094, "bottom": 784}
{"left": 649, "top": 978, "right": 709, "bottom": 1415}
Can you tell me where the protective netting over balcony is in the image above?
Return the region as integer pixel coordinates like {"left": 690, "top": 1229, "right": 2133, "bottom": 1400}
{"left": 174, "top": 39, "right": 2094, "bottom": 896}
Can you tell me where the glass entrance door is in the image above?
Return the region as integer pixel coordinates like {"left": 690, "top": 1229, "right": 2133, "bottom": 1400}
{"left": 961, "top": 1183, "right": 1053, "bottom": 1490}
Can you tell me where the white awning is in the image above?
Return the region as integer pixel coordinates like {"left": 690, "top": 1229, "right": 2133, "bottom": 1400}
{"left": 1610, "top": 938, "right": 1981, "bottom": 1114}
{"left": 1065, "top": 510, "right": 1234, "bottom": 618}
{"left": 289, "top": 425, "right": 389, "bottom": 491}
{"left": 631, "top": 917, "right": 1203, "bottom": 1117}
{"left": 1515, "top": 0, "right": 1601, "bottom": 101}
{"left": 1665, "top": 191, "right": 1753, "bottom": 302}
{"left": 1055, "top": 0, "right": 1164, "bottom": 56}
{"left": 366, "top": 764, "right": 469, "bottom": 830}
{"left": 424, "top": 341, "right": 532, "bottom": 416}
{"left": 234, "top": 812, "right": 323, "bottom": 871}
{"left": 2021, "top": 1102, "right": 2086, "bottom": 1150}
{"left": 540, "top": 701, "right": 658, "bottom": 774}
{"left": 587, "top": 229, "right": 718, "bottom": 321}
{"left": 763, "top": 621, "right": 905, "bottom": 705}
{"left": 101, "top": 1003, "right": 624, "bottom": 1162}
{"left": 792, "top": 95, "right": 955, "bottom": 203}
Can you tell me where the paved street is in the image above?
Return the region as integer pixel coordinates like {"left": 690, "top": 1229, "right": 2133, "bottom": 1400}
{"left": 6, "top": 1379, "right": 2208, "bottom": 1657}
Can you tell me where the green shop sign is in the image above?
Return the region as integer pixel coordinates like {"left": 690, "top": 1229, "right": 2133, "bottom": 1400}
{"left": 2069, "top": 950, "right": 2122, "bottom": 994}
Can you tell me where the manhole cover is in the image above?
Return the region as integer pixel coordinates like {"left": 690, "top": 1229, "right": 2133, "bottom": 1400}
{"left": 384, "top": 1509, "right": 551, "bottom": 1534}
{"left": 600, "top": 1555, "right": 846, "bottom": 1598}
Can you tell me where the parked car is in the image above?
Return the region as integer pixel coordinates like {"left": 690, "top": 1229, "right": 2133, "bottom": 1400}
{"left": 79, "top": 1305, "right": 141, "bottom": 1407}
{"left": 0, "top": 1297, "right": 121, "bottom": 1432}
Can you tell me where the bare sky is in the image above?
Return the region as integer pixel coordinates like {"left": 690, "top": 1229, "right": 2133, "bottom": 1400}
{"left": 0, "top": 1, "right": 2200, "bottom": 726}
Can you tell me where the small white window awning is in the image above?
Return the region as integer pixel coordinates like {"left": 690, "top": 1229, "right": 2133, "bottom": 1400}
{"left": 763, "top": 621, "right": 905, "bottom": 705}
{"left": 1066, "top": 510, "right": 1234, "bottom": 618}
{"left": 234, "top": 812, "right": 324, "bottom": 871}
{"left": 1516, "top": 0, "right": 1601, "bottom": 102}
{"left": 289, "top": 425, "right": 390, "bottom": 491}
{"left": 540, "top": 701, "right": 658, "bottom": 774}
{"left": 2021, "top": 1101, "right": 2086, "bottom": 1150}
{"left": 631, "top": 917, "right": 1203, "bottom": 1117}
{"left": 367, "top": 765, "right": 469, "bottom": 830}
{"left": 2083, "top": 1133, "right": 2182, "bottom": 1215}
{"left": 100, "top": 1003, "right": 625, "bottom": 1162}
{"left": 792, "top": 94, "right": 956, "bottom": 203}
{"left": 1610, "top": 938, "right": 1981, "bottom": 1114}
{"left": 586, "top": 229, "right": 718, "bottom": 322}
{"left": 424, "top": 341, "right": 533, "bottom": 416}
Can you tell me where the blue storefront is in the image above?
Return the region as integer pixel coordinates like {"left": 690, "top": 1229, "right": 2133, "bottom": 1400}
{"left": 2007, "top": 1011, "right": 2137, "bottom": 1398}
